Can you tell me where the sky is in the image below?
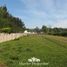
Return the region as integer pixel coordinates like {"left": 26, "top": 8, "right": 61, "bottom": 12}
{"left": 0, "top": 0, "right": 67, "bottom": 28}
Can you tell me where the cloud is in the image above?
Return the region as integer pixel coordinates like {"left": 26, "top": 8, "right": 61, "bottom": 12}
{"left": 53, "top": 19, "right": 67, "bottom": 28}
{"left": 19, "top": 0, "right": 67, "bottom": 28}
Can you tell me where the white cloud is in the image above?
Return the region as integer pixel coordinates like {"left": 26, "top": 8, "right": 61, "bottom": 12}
{"left": 53, "top": 20, "right": 67, "bottom": 28}
{"left": 19, "top": 0, "right": 67, "bottom": 28}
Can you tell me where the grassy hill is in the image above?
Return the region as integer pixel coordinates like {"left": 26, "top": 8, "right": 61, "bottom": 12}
{"left": 0, "top": 35, "right": 67, "bottom": 67}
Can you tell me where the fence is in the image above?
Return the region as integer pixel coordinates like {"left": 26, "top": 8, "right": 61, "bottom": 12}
{"left": 0, "top": 33, "right": 27, "bottom": 43}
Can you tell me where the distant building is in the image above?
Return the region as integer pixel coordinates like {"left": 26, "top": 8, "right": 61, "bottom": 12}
{"left": 24, "top": 30, "right": 28, "bottom": 33}
{"left": 24, "top": 30, "right": 37, "bottom": 34}
{"left": 24, "top": 30, "right": 31, "bottom": 34}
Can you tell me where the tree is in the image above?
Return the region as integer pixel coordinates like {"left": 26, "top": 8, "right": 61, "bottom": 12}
{"left": 34, "top": 27, "right": 40, "bottom": 33}
{"left": 0, "top": 6, "right": 25, "bottom": 33}
{"left": 41, "top": 25, "right": 48, "bottom": 33}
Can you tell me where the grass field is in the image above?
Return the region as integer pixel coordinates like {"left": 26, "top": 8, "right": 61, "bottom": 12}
{"left": 0, "top": 35, "right": 67, "bottom": 67}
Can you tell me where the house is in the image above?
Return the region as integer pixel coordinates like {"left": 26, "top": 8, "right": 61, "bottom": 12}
{"left": 24, "top": 30, "right": 28, "bottom": 33}
{"left": 24, "top": 30, "right": 36, "bottom": 34}
{"left": 24, "top": 30, "right": 31, "bottom": 34}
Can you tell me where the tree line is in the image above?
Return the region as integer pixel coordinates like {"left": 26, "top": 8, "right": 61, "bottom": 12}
{"left": 27, "top": 26, "right": 67, "bottom": 36}
{"left": 0, "top": 6, "right": 25, "bottom": 33}
{"left": 41, "top": 25, "right": 67, "bottom": 36}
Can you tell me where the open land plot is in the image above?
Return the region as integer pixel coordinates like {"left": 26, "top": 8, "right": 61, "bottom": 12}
{"left": 0, "top": 35, "right": 67, "bottom": 67}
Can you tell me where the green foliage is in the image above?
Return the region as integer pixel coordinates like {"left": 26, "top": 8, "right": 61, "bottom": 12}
{"left": 34, "top": 26, "right": 41, "bottom": 33}
{"left": 0, "top": 6, "right": 25, "bottom": 33}
{"left": 42, "top": 25, "right": 48, "bottom": 33}
{"left": 41, "top": 25, "right": 67, "bottom": 36}
{"left": 0, "top": 27, "right": 11, "bottom": 33}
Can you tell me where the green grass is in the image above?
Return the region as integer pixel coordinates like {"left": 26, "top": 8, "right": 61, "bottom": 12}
{"left": 0, "top": 35, "right": 67, "bottom": 67}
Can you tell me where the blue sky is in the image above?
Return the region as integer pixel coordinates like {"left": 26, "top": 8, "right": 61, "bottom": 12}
{"left": 0, "top": 0, "right": 67, "bottom": 28}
